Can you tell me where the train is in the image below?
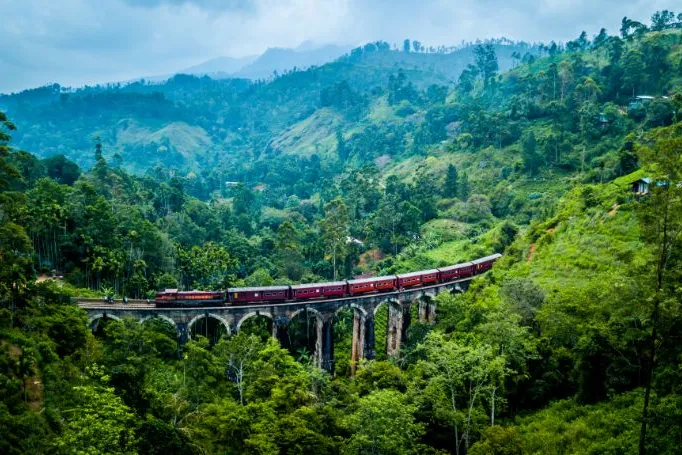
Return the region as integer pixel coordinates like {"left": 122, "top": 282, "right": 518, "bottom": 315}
{"left": 155, "top": 253, "right": 502, "bottom": 306}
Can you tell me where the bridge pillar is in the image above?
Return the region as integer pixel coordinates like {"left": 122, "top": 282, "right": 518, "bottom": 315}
{"left": 176, "top": 322, "right": 189, "bottom": 345}
{"left": 427, "top": 300, "right": 437, "bottom": 324}
{"left": 350, "top": 310, "right": 365, "bottom": 375}
{"left": 418, "top": 297, "right": 436, "bottom": 324}
{"left": 401, "top": 304, "right": 411, "bottom": 345}
{"left": 364, "top": 315, "right": 375, "bottom": 360}
{"left": 386, "top": 302, "right": 403, "bottom": 358}
{"left": 314, "top": 317, "right": 334, "bottom": 374}
{"left": 418, "top": 300, "right": 428, "bottom": 323}
{"left": 272, "top": 316, "right": 290, "bottom": 350}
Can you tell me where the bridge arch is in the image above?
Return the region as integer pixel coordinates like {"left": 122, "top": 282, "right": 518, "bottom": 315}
{"left": 87, "top": 313, "right": 122, "bottom": 325}
{"left": 373, "top": 298, "right": 400, "bottom": 317}
{"left": 188, "top": 313, "right": 231, "bottom": 336}
{"left": 139, "top": 314, "right": 177, "bottom": 329}
{"left": 289, "top": 306, "right": 324, "bottom": 323}
{"left": 235, "top": 311, "right": 274, "bottom": 332}
{"left": 335, "top": 303, "right": 367, "bottom": 318}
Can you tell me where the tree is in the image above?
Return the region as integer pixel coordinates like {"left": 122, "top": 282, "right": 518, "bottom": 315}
{"left": 275, "top": 219, "right": 304, "bottom": 280}
{"left": 443, "top": 164, "right": 459, "bottom": 198}
{"left": 474, "top": 44, "right": 499, "bottom": 90}
{"left": 458, "top": 64, "right": 479, "bottom": 94}
{"left": 459, "top": 172, "right": 470, "bottom": 201}
{"left": 623, "top": 49, "right": 645, "bottom": 96}
{"left": 636, "top": 131, "right": 682, "bottom": 454}
{"left": 176, "top": 242, "right": 238, "bottom": 290}
{"left": 343, "top": 389, "right": 424, "bottom": 455}
{"left": 336, "top": 129, "right": 349, "bottom": 161}
{"left": 0, "top": 111, "right": 20, "bottom": 192}
{"left": 319, "top": 198, "right": 349, "bottom": 280}
{"left": 650, "top": 10, "right": 675, "bottom": 31}
{"left": 417, "top": 333, "right": 508, "bottom": 454}
{"left": 54, "top": 385, "right": 137, "bottom": 454}
{"left": 403, "top": 39, "right": 411, "bottom": 53}
{"left": 593, "top": 28, "right": 608, "bottom": 48}
{"left": 521, "top": 132, "right": 541, "bottom": 175}
{"left": 214, "top": 333, "right": 263, "bottom": 405}
{"left": 42, "top": 154, "right": 80, "bottom": 185}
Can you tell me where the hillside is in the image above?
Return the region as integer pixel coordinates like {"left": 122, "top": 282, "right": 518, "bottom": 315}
{"left": 0, "top": 39, "right": 538, "bottom": 173}
{"left": 2, "top": 11, "right": 682, "bottom": 455}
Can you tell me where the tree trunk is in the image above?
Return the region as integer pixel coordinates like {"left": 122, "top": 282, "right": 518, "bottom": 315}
{"left": 639, "top": 185, "right": 672, "bottom": 455}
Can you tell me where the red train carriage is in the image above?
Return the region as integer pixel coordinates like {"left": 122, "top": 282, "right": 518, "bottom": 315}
{"left": 321, "top": 281, "right": 348, "bottom": 298}
{"left": 228, "top": 286, "right": 290, "bottom": 304}
{"left": 420, "top": 269, "right": 440, "bottom": 285}
{"left": 155, "top": 288, "right": 179, "bottom": 302}
{"left": 347, "top": 277, "right": 379, "bottom": 295}
{"left": 397, "top": 271, "right": 423, "bottom": 288}
{"left": 374, "top": 275, "right": 398, "bottom": 292}
{"left": 155, "top": 289, "right": 224, "bottom": 306}
{"left": 291, "top": 281, "right": 348, "bottom": 300}
{"left": 438, "top": 262, "right": 475, "bottom": 281}
{"left": 471, "top": 253, "right": 502, "bottom": 273}
{"left": 153, "top": 255, "right": 503, "bottom": 308}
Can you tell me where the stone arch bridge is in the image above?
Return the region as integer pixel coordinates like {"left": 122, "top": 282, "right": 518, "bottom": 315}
{"left": 79, "top": 279, "right": 473, "bottom": 374}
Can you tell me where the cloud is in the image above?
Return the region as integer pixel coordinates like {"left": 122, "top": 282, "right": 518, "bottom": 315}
{"left": 0, "top": 0, "right": 679, "bottom": 93}
{"left": 122, "top": 0, "right": 257, "bottom": 13}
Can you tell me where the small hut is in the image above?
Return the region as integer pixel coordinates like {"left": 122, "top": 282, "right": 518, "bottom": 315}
{"left": 631, "top": 177, "right": 651, "bottom": 196}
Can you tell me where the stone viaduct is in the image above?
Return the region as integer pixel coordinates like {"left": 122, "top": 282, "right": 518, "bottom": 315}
{"left": 79, "top": 278, "right": 472, "bottom": 374}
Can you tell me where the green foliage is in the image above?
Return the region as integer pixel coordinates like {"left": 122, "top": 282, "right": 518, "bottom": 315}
{"left": 342, "top": 389, "right": 424, "bottom": 455}
{"left": 1, "top": 13, "right": 682, "bottom": 454}
{"left": 54, "top": 385, "right": 138, "bottom": 454}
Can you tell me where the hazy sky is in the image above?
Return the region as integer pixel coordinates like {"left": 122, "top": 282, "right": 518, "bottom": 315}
{"left": 0, "top": 0, "right": 678, "bottom": 93}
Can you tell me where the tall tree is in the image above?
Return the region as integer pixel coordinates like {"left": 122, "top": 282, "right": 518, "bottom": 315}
{"left": 622, "top": 49, "right": 646, "bottom": 96}
{"left": 443, "top": 164, "right": 459, "bottom": 198}
{"left": 636, "top": 131, "right": 682, "bottom": 454}
{"left": 459, "top": 172, "right": 470, "bottom": 201}
{"left": 474, "top": 44, "right": 499, "bottom": 90}
{"left": 319, "top": 198, "right": 349, "bottom": 280}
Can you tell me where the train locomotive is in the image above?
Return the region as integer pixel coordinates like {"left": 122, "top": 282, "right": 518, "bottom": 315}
{"left": 155, "top": 253, "right": 502, "bottom": 306}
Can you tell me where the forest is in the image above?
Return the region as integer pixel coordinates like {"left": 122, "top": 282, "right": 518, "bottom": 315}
{"left": 1, "top": 10, "right": 682, "bottom": 454}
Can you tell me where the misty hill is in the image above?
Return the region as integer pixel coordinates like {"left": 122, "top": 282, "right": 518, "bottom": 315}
{"left": 182, "top": 55, "right": 258, "bottom": 77}
{"left": 233, "top": 43, "right": 352, "bottom": 79}
{"left": 0, "top": 39, "right": 539, "bottom": 174}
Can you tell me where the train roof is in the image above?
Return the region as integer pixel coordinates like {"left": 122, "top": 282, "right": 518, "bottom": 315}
{"left": 227, "top": 286, "right": 290, "bottom": 293}
{"left": 471, "top": 253, "right": 503, "bottom": 264}
{"left": 347, "top": 275, "right": 396, "bottom": 285}
{"left": 177, "top": 290, "right": 222, "bottom": 295}
{"left": 291, "top": 281, "right": 347, "bottom": 289}
{"left": 397, "top": 269, "right": 439, "bottom": 279}
{"left": 438, "top": 263, "right": 474, "bottom": 272}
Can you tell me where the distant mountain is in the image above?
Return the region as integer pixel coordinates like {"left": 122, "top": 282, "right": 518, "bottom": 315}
{"left": 233, "top": 44, "right": 351, "bottom": 79}
{"left": 0, "top": 40, "right": 541, "bottom": 172}
{"left": 182, "top": 55, "right": 258, "bottom": 77}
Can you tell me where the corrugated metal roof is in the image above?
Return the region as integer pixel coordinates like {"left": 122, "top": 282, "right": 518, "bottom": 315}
{"left": 471, "top": 253, "right": 503, "bottom": 264}
{"left": 397, "top": 269, "right": 439, "bottom": 278}
{"left": 348, "top": 275, "right": 396, "bottom": 285}
{"left": 227, "top": 286, "right": 290, "bottom": 292}
{"left": 291, "top": 281, "right": 347, "bottom": 289}
{"left": 438, "top": 262, "right": 474, "bottom": 272}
